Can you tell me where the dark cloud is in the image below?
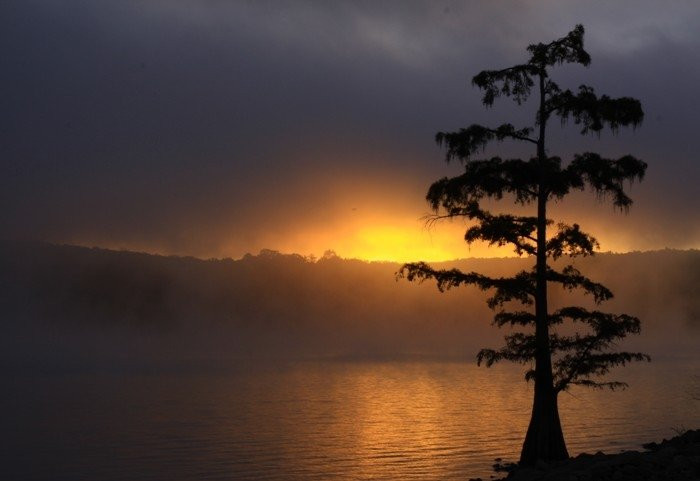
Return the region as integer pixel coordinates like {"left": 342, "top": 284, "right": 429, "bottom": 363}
{"left": 1, "top": 1, "right": 699, "bottom": 258}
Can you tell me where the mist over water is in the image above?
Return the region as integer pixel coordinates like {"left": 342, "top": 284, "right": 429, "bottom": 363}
{"left": 1, "top": 242, "right": 699, "bottom": 479}
{"left": 1, "top": 242, "right": 698, "bottom": 366}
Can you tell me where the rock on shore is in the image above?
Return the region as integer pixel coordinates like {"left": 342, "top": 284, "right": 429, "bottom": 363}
{"left": 488, "top": 429, "right": 700, "bottom": 481}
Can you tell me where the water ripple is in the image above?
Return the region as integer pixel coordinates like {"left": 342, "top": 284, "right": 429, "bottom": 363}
{"left": 2, "top": 360, "right": 699, "bottom": 480}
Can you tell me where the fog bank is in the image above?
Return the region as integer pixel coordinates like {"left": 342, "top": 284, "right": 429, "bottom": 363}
{"left": 1, "top": 242, "right": 698, "bottom": 370}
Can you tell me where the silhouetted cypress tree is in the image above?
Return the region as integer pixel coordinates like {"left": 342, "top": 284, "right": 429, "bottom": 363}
{"left": 399, "top": 25, "right": 650, "bottom": 465}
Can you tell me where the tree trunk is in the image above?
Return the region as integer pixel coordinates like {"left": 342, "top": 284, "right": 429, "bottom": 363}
{"left": 520, "top": 305, "right": 569, "bottom": 464}
{"left": 520, "top": 383, "right": 568, "bottom": 464}
{"left": 519, "top": 71, "right": 569, "bottom": 465}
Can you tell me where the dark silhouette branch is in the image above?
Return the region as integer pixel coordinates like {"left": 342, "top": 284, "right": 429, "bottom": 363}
{"left": 527, "top": 24, "right": 591, "bottom": 68}
{"left": 472, "top": 65, "right": 538, "bottom": 106}
{"left": 397, "top": 263, "right": 534, "bottom": 308}
{"left": 465, "top": 213, "right": 538, "bottom": 256}
{"left": 546, "top": 223, "right": 599, "bottom": 259}
{"left": 564, "top": 153, "right": 647, "bottom": 209}
{"left": 547, "top": 265, "right": 613, "bottom": 303}
{"left": 493, "top": 311, "right": 536, "bottom": 327}
{"left": 547, "top": 85, "right": 644, "bottom": 134}
{"left": 435, "top": 124, "right": 536, "bottom": 163}
{"left": 426, "top": 157, "right": 539, "bottom": 212}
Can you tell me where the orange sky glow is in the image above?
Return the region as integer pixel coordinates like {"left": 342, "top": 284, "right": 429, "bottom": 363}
{"left": 69, "top": 178, "right": 697, "bottom": 264}
{"left": 58, "top": 160, "right": 698, "bottom": 263}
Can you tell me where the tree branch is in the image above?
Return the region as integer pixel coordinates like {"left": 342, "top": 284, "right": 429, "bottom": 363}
{"left": 397, "top": 263, "right": 535, "bottom": 308}
{"left": 564, "top": 153, "right": 647, "bottom": 209}
{"left": 472, "top": 65, "right": 538, "bottom": 106}
{"left": 435, "top": 123, "right": 536, "bottom": 162}
{"left": 546, "top": 85, "right": 644, "bottom": 134}
{"left": 426, "top": 157, "right": 539, "bottom": 213}
{"left": 546, "top": 265, "right": 613, "bottom": 303}
{"left": 546, "top": 223, "right": 599, "bottom": 259}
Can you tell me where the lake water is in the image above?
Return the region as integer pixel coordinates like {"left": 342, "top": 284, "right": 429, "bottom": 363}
{"left": 4, "top": 359, "right": 699, "bottom": 480}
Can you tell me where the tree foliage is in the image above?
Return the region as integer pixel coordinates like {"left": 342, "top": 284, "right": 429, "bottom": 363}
{"left": 398, "top": 25, "right": 650, "bottom": 463}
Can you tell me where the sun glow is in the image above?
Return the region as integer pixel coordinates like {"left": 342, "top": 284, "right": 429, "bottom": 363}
{"left": 74, "top": 175, "right": 659, "bottom": 263}
{"left": 238, "top": 210, "right": 643, "bottom": 263}
{"left": 268, "top": 219, "right": 518, "bottom": 263}
{"left": 350, "top": 225, "right": 456, "bottom": 262}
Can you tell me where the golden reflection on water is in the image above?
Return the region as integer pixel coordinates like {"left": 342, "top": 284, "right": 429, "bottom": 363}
{"left": 338, "top": 363, "right": 530, "bottom": 479}
{"left": 216, "top": 360, "right": 699, "bottom": 480}
{"left": 6, "top": 360, "right": 699, "bottom": 480}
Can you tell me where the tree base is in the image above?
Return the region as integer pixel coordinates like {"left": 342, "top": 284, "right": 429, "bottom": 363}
{"left": 519, "top": 392, "right": 569, "bottom": 465}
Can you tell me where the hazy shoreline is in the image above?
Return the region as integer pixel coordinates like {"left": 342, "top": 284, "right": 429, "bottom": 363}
{"left": 2, "top": 240, "right": 698, "bottom": 366}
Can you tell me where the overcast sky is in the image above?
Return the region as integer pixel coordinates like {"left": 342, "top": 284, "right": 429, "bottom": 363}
{"left": 2, "top": 1, "right": 699, "bottom": 260}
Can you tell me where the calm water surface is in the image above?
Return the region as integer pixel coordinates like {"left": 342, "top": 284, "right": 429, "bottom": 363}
{"left": 4, "top": 360, "right": 699, "bottom": 480}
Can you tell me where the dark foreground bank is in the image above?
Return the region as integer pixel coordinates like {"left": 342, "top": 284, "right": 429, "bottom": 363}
{"left": 486, "top": 429, "right": 700, "bottom": 481}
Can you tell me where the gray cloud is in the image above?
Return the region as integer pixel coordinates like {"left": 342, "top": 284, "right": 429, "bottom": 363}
{"left": 1, "top": 0, "right": 699, "bottom": 257}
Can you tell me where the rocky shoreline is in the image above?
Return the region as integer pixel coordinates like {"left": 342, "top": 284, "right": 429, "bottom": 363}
{"left": 482, "top": 429, "right": 700, "bottom": 481}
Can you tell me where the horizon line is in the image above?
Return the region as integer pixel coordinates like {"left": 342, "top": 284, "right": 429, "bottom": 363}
{"left": 2, "top": 238, "right": 698, "bottom": 264}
